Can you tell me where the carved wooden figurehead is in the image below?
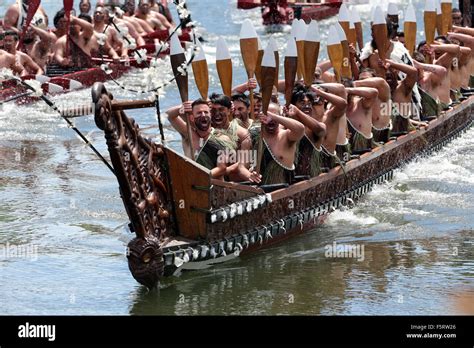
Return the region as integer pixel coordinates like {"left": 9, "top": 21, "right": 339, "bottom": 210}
{"left": 92, "top": 83, "right": 174, "bottom": 289}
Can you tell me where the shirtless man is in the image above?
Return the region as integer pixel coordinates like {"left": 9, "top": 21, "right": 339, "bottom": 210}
{"left": 54, "top": 15, "right": 120, "bottom": 68}
{"left": 451, "top": 26, "right": 474, "bottom": 87}
{"left": 231, "top": 93, "right": 253, "bottom": 129}
{"left": 168, "top": 99, "right": 261, "bottom": 183}
{"left": 3, "top": 0, "right": 49, "bottom": 32}
{"left": 3, "top": 31, "right": 43, "bottom": 75}
{"left": 418, "top": 39, "right": 460, "bottom": 107}
{"left": 209, "top": 93, "right": 252, "bottom": 156}
{"left": 382, "top": 59, "right": 420, "bottom": 134}
{"left": 135, "top": 0, "right": 169, "bottom": 31}
{"left": 20, "top": 25, "right": 57, "bottom": 71}
{"left": 256, "top": 103, "right": 305, "bottom": 185}
{"left": 354, "top": 71, "right": 392, "bottom": 144}
{"left": 312, "top": 83, "right": 348, "bottom": 168}
{"left": 0, "top": 48, "right": 25, "bottom": 76}
{"left": 93, "top": 6, "right": 128, "bottom": 59}
{"left": 345, "top": 80, "right": 379, "bottom": 153}
{"left": 287, "top": 84, "right": 326, "bottom": 177}
{"left": 149, "top": 0, "right": 175, "bottom": 26}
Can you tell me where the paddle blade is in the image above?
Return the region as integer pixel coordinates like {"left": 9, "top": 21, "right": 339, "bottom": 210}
{"left": 255, "top": 37, "right": 264, "bottom": 87}
{"left": 216, "top": 37, "right": 233, "bottom": 97}
{"left": 261, "top": 45, "right": 276, "bottom": 115}
{"left": 284, "top": 37, "right": 298, "bottom": 106}
{"left": 171, "top": 53, "right": 189, "bottom": 102}
{"left": 192, "top": 43, "right": 209, "bottom": 100}
{"left": 64, "top": 0, "right": 74, "bottom": 14}
{"left": 240, "top": 19, "right": 259, "bottom": 78}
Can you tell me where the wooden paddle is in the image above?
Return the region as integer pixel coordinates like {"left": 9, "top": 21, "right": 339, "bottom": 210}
{"left": 284, "top": 37, "right": 298, "bottom": 107}
{"left": 327, "top": 25, "right": 343, "bottom": 82}
{"left": 387, "top": 2, "right": 399, "bottom": 28}
{"left": 192, "top": 42, "right": 209, "bottom": 100}
{"left": 269, "top": 36, "right": 279, "bottom": 88}
{"left": 64, "top": 0, "right": 74, "bottom": 56}
{"left": 336, "top": 23, "right": 352, "bottom": 79}
{"left": 256, "top": 44, "right": 277, "bottom": 175}
{"left": 303, "top": 20, "right": 320, "bottom": 87}
{"left": 216, "top": 37, "right": 233, "bottom": 97}
{"left": 240, "top": 19, "right": 259, "bottom": 120}
{"left": 338, "top": 4, "right": 351, "bottom": 43}
{"left": 170, "top": 31, "right": 194, "bottom": 160}
{"left": 351, "top": 7, "right": 363, "bottom": 52}
{"left": 295, "top": 19, "right": 307, "bottom": 81}
{"left": 424, "top": 0, "right": 437, "bottom": 63}
{"left": 17, "top": 0, "right": 41, "bottom": 50}
{"left": 441, "top": 0, "right": 452, "bottom": 35}
{"left": 436, "top": 0, "right": 443, "bottom": 36}
{"left": 372, "top": 6, "right": 388, "bottom": 61}
{"left": 255, "top": 37, "right": 264, "bottom": 88}
{"left": 404, "top": 4, "right": 417, "bottom": 56}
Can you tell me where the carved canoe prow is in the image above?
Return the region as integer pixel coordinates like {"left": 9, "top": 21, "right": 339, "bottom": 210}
{"left": 92, "top": 83, "right": 174, "bottom": 288}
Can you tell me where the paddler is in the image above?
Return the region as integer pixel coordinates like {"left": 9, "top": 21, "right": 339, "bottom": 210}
{"left": 0, "top": 47, "right": 25, "bottom": 76}
{"left": 254, "top": 102, "right": 305, "bottom": 185}
{"left": 3, "top": 0, "right": 49, "bottom": 32}
{"left": 135, "top": 0, "right": 170, "bottom": 31}
{"left": 2, "top": 30, "right": 43, "bottom": 74}
{"left": 168, "top": 99, "right": 261, "bottom": 183}
{"left": 93, "top": 6, "right": 128, "bottom": 59}
{"left": 231, "top": 93, "right": 253, "bottom": 129}
{"left": 20, "top": 25, "right": 57, "bottom": 72}
{"left": 54, "top": 14, "right": 120, "bottom": 68}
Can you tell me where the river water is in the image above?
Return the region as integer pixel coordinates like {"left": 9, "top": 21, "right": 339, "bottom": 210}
{"left": 0, "top": 0, "right": 473, "bottom": 315}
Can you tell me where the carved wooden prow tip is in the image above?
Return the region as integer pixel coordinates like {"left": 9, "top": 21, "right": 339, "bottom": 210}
{"left": 91, "top": 82, "right": 175, "bottom": 289}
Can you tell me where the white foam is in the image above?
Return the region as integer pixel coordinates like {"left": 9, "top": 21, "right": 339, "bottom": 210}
{"left": 425, "top": 0, "right": 436, "bottom": 12}
{"left": 216, "top": 37, "right": 231, "bottom": 61}
{"left": 305, "top": 20, "right": 320, "bottom": 42}
{"left": 262, "top": 44, "right": 276, "bottom": 68}
{"left": 284, "top": 37, "right": 298, "bottom": 57}
{"left": 338, "top": 3, "right": 350, "bottom": 22}
{"left": 327, "top": 25, "right": 340, "bottom": 45}
{"left": 405, "top": 4, "right": 416, "bottom": 22}
{"left": 240, "top": 19, "right": 258, "bottom": 39}
{"left": 169, "top": 30, "right": 183, "bottom": 55}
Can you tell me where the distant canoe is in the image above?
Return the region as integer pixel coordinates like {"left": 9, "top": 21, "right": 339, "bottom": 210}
{"left": 91, "top": 82, "right": 474, "bottom": 289}
{"left": 237, "top": 0, "right": 343, "bottom": 26}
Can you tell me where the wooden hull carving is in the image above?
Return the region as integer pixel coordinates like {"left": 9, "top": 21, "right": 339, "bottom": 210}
{"left": 92, "top": 83, "right": 176, "bottom": 288}
{"left": 92, "top": 82, "right": 474, "bottom": 288}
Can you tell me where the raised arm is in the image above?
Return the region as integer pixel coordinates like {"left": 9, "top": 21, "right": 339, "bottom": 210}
{"left": 287, "top": 104, "right": 326, "bottom": 139}
{"left": 31, "top": 26, "right": 57, "bottom": 45}
{"left": 431, "top": 43, "right": 460, "bottom": 70}
{"left": 267, "top": 112, "right": 305, "bottom": 143}
{"left": 353, "top": 77, "right": 390, "bottom": 102}
{"left": 346, "top": 87, "right": 379, "bottom": 109}
{"left": 71, "top": 15, "right": 94, "bottom": 40}
{"left": 232, "top": 78, "right": 257, "bottom": 94}
{"left": 413, "top": 60, "right": 447, "bottom": 85}
{"left": 312, "top": 84, "right": 348, "bottom": 116}
{"left": 3, "top": 5, "right": 19, "bottom": 31}
{"left": 452, "top": 25, "right": 474, "bottom": 37}
{"left": 167, "top": 102, "right": 191, "bottom": 138}
{"left": 385, "top": 59, "right": 418, "bottom": 95}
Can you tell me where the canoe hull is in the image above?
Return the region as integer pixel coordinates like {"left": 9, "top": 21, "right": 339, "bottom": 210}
{"left": 92, "top": 83, "right": 473, "bottom": 288}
